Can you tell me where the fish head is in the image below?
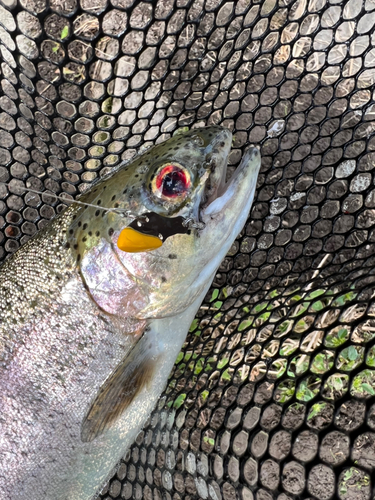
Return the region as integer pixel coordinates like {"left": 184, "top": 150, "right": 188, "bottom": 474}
{"left": 139, "top": 126, "right": 233, "bottom": 219}
{"left": 71, "top": 127, "right": 261, "bottom": 319}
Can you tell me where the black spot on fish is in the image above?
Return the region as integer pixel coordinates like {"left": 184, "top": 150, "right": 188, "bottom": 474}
{"left": 74, "top": 244, "right": 78, "bottom": 249}
{"left": 72, "top": 215, "right": 77, "bottom": 220}
{"left": 168, "top": 254, "right": 178, "bottom": 259}
{"left": 83, "top": 223, "right": 88, "bottom": 230}
{"left": 114, "top": 203, "right": 119, "bottom": 208}
{"left": 135, "top": 174, "right": 139, "bottom": 178}
{"left": 78, "top": 221, "right": 82, "bottom": 227}
{"left": 77, "top": 254, "right": 81, "bottom": 262}
{"left": 108, "top": 228, "right": 114, "bottom": 236}
{"left": 111, "top": 195, "right": 116, "bottom": 201}
{"left": 161, "top": 276, "right": 167, "bottom": 283}
{"left": 69, "top": 229, "right": 74, "bottom": 235}
{"left": 89, "top": 231, "right": 92, "bottom": 236}
{"left": 95, "top": 231, "right": 100, "bottom": 237}
{"left": 97, "top": 200, "right": 102, "bottom": 205}
{"left": 82, "top": 236, "right": 87, "bottom": 242}
{"left": 95, "top": 210, "right": 100, "bottom": 216}
{"left": 65, "top": 242, "right": 70, "bottom": 249}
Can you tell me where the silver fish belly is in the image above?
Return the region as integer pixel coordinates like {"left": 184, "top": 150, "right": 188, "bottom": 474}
{"left": 0, "top": 127, "right": 261, "bottom": 500}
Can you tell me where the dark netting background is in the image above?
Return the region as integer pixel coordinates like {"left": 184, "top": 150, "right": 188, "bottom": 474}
{"left": 1, "top": 0, "right": 375, "bottom": 499}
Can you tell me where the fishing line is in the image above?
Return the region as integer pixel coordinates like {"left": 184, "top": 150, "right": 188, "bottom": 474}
{"left": 0, "top": 182, "right": 205, "bottom": 230}
{"left": 0, "top": 182, "right": 136, "bottom": 218}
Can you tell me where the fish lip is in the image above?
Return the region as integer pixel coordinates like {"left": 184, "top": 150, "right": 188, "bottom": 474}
{"left": 202, "top": 145, "right": 261, "bottom": 218}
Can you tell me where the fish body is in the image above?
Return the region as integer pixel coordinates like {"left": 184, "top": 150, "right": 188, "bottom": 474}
{"left": 0, "top": 127, "right": 261, "bottom": 500}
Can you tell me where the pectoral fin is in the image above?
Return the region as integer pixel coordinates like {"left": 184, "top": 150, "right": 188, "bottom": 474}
{"left": 81, "top": 331, "right": 160, "bottom": 443}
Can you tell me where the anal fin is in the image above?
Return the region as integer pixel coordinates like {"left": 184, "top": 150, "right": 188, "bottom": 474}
{"left": 81, "top": 330, "right": 160, "bottom": 443}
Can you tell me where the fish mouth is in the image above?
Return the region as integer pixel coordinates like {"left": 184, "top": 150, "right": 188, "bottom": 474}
{"left": 202, "top": 144, "right": 261, "bottom": 219}
{"left": 201, "top": 127, "right": 232, "bottom": 209}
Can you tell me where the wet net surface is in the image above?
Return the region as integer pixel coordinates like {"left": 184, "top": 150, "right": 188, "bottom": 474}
{"left": 0, "top": 0, "right": 375, "bottom": 499}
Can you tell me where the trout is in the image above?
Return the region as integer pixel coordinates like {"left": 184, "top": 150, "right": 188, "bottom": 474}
{"left": 0, "top": 126, "right": 261, "bottom": 499}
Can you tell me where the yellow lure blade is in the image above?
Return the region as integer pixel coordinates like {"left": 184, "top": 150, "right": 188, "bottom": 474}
{"left": 117, "top": 227, "right": 163, "bottom": 253}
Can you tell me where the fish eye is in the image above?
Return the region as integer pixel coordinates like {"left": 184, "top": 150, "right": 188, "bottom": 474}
{"left": 151, "top": 163, "right": 191, "bottom": 200}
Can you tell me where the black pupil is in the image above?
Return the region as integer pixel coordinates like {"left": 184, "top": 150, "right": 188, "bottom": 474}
{"left": 162, "top": 171, "right": 185, "bottom": 196}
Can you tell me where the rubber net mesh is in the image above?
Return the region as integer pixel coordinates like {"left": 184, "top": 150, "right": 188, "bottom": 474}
{"left": 1, "top": 0, "right": 375, "bottom": 499}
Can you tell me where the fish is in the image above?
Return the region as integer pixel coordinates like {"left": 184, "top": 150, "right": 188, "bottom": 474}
{"left": 0, "top": 126, "right": 261, "bottom": 500}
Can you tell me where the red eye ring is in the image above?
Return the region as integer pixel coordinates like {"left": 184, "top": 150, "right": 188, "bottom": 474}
{"left": 152, "top": 164, "right": 191, "bottom": 199}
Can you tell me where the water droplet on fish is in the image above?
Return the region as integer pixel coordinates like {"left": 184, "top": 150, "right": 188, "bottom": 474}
{"left": 191, "top": 135, "right": 204, "bottom": 147}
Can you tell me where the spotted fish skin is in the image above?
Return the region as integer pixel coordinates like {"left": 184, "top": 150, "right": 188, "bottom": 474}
{"left": 0, "top": 127, "right": 261, "bottom": 500}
